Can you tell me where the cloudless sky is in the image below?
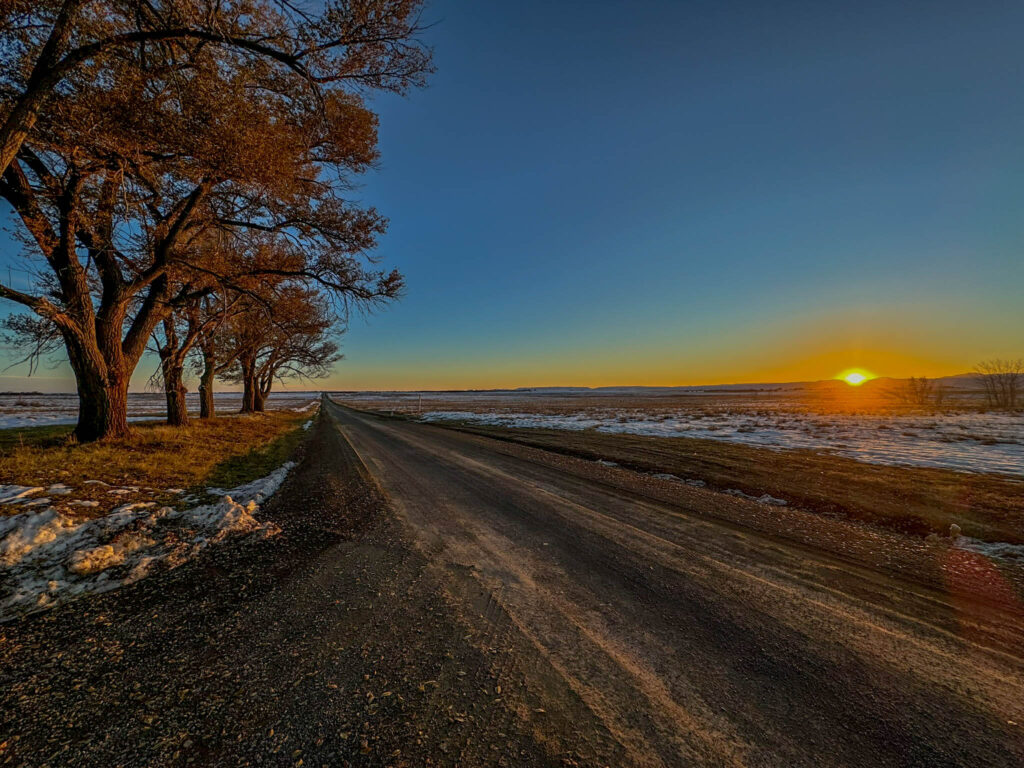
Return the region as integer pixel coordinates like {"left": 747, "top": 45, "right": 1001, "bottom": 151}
{"left": 2, "top": 0, "right": 1023, "bottom": 391}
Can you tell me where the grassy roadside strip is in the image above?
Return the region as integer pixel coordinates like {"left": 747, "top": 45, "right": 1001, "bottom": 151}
{"left": 0, "top": 411, "right": 312, "bottom": 518}
{"left": 433, "top": 422, "right": 1024, "bottom": 546}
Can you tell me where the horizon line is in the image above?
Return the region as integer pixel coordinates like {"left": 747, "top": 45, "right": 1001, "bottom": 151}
{"left": 0, "top": 371, "right": 982, "bottom": 397}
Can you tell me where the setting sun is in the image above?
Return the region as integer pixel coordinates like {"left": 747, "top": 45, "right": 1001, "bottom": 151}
{"left": 839, "top": 370, "right": 872, "bottom": 386}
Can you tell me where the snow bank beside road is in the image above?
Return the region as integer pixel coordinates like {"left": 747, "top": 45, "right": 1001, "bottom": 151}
{"left": 0, "top": 462, "right": 294, "bottom": 621}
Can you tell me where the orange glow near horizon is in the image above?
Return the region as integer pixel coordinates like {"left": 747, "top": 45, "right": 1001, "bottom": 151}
{"left": 317, "top": 315, "right": 988, "bottom": 390}
{"left": 312, "top": 351, "right": 979, "bottom": 392}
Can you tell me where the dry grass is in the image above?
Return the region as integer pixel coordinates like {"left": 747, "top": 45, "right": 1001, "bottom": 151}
{"left": 0, "top": 412, "right": 311, "bottom": 518}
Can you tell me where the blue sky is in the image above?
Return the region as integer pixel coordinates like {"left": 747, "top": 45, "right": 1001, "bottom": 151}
{"left": 2, "top": 0, "right": 1023, "bottom": 391}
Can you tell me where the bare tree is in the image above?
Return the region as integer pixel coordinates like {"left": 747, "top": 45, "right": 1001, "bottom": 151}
{"left": 193, "top": 294, "right": 242, "bottom": 420}
{"left": 0, "top": 6, "right": 419, "bottom": 440}
{"left": 151, "top": 295, "right": 233, "bottom": 426}
{"left": 975, "top": 359, "right": 1024, "bottom": 410}
{"left": 892, "top": 376, "right": 945, "bottom": 409}
{"left": 219, "top": 286, "right": 340, "bottom": 412}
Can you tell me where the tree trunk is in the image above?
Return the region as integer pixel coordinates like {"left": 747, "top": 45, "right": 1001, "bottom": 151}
{"left": 240, "top": 357, "right": 257, "bottom": 413}
{"left": 161, "top": 355, "right": 190, "bottom": 427}
{"left": 255, "top": 371, "right": 275, "bottom": 413}
{"left": 199, "top": 346, "right": 216, "bottom": 419}
{"left": 253, "top": 387, "right": 266, "bottom": 412}
{"left": 74, "top": 376, "right": 131, "bottom": 442}
{"left": 240, "top": 381, "right": 256, "bottom": 413}
{"left": 71, "top": 367, "right": 131, "bottom": 442}
{"left": 64, "top": 333, "right": 131, "bottom": 442}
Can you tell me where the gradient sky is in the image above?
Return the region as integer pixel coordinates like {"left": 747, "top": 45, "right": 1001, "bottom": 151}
{"left": 2, "top": 0, "right": 1023, "bottom": 391}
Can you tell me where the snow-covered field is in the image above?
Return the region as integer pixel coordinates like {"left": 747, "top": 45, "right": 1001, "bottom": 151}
{"left": 0, "top": 391, "right": 319, "bottom": 430}
{"left": 420, "top": 408, "right": 1024, "bottom": 476}
{"left": 0, "top": 462, "right": 295, "bottom": 621}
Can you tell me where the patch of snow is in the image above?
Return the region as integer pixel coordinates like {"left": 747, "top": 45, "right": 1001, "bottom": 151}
{"left": 646, "top": 473, "right": 708, "bottom": 489}
{"left": 723, "top": 489, "right": 788, "bottom": 506}
{"left": 0, "top": 462, "right": 295, "bottom": 621}
{"left": 111, "top": 502, "right": 156, "bottom": 514}
{"left": 0, "top": 485, "right": 45, "bottom": 504}
{"left": 0, "top": 508, "right": 75, "bottom": 567}
{"left": 302, "top": 419, "right": 313, "bottom": 431}
{"left": 596, "top": 459, "right": 618, "bottom": 467}
{"left": 955, "top": 537, "right": 1024, "bottom": 563}
{"left": 205, "top": 462, "right": 294, "bottom": 506}
{"left": 46, "top": 484, "right": 73, "bottom": 495}
{"left": 67, "top": 500, "right": 99, "bottom": 508}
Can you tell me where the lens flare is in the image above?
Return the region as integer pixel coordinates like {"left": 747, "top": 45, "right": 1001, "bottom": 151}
{"left": 838, "top": 370, "right": 872, "bottom": 386}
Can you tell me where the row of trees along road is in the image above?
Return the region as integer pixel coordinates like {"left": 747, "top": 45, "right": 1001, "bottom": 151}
{"left": 0, "top": 1, "right": 432, "bottom": 441}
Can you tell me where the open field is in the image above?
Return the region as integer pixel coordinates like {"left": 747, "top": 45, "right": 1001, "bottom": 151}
{"left": 334, "top": 388, "right": 1024, "bottom": 477}
{"left": 0, "top": 390, "right": 319, "bottom": 430}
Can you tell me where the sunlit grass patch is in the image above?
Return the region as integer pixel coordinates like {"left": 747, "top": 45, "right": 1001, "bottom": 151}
{"left": 205, "top": 420, "right": 308, "bottom": 489}
{"left": 0, "top": 412, "right": 312, "bottom": 518}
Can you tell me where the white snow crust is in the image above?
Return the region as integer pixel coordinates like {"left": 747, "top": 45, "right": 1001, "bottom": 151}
{"left": 0, "top": 462, "right": 294, "bottom": 620}
{"left": 954, "top": 536, "right": 1024, "bottom": 563}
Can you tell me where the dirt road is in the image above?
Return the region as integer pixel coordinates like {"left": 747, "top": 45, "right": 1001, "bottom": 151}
{"left": 2, "top": 399, "right": 1023, "bottom": 767}
{"left": 325, "top": 399, "right": 1024, "bottom": 767}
